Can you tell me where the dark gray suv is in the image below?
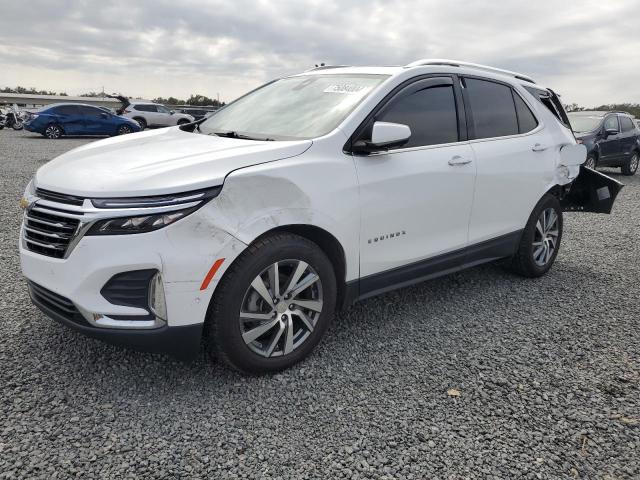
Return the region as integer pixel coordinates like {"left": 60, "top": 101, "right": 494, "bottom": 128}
{"left": 568, "top": 110, "right": 640, "bottom": 175}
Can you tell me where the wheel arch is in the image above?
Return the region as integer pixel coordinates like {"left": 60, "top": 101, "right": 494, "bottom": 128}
{"left": 250, "top": 224, "right": 349, "bottom": 311}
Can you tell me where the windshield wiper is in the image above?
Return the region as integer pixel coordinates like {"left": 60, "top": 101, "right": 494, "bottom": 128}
{"left": 208, "top": 131, "right": 274, "bottom": 141}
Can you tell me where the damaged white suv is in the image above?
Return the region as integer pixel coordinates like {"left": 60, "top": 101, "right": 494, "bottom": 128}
{"left": 20, "top": 60, "right": 622, "bottom": 373}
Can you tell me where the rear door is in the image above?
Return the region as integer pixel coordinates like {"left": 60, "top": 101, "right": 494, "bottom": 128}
{"left": 599, "top": 114, "right": 622, "bottom": 164}
{"left": 53, "top": 105, "right": 83, "bottom": 135}
{"left": 462, "top": 77, "right": 555, "bottom": 244}
{"left": 618, "top": 115, "right": 637, "bottom": 161}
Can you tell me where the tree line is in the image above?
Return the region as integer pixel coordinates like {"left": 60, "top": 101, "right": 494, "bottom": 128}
{"left": 565, "top": 103, "right": 640, "bottom": 117}
{"left": 1, "top": 86, "right": 225, "bottom": 107}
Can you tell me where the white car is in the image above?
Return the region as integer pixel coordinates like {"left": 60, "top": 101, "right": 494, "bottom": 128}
{"left": 20, "top": 60, "right": 622, "bottom": 373}
{"left": 122, "top": 101, "right": 194, "bottom": 130}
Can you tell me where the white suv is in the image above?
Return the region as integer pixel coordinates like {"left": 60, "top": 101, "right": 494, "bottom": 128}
{"left": 122, "top": 101, "right": 194, "bottom": 130}
{"left": 20, "top": 60, "right": 622, "bottom": 373}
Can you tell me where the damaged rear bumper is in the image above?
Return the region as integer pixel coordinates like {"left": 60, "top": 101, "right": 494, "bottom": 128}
{"left": 562, "top": 166, "right": 624, "bottom": 214}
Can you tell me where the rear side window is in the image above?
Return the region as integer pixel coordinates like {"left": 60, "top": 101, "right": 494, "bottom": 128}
{"left": 464, "top": 78, "right": 519, "bottom": 139}
{"left": 78, "top": 106, "right": 103, "bottom": 117}
{"left": 378, "top": 85, "right": 458, "bottom": 148}
{"left": 134, "top": 104, "right": 155, "bottom": 112}
{"left": 512, "top": 92, "right": 538, "bottom": 133}
{"left": 620, "top": 116, "right": 635, "bottom": 132}
{"left": 54, "top": 105, "right": 79, "bottom": 115}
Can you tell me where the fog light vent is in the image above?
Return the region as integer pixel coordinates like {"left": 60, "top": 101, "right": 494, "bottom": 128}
{"left": 148, "top": 272, "right": 167, "bottom": 321}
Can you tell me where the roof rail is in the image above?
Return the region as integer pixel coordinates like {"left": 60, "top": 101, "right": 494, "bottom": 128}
{"left": 305, "top": 65, "right": 351, "bottom": 72}
{"left": 405, "top": 59, "right": 536, "bottom": 84}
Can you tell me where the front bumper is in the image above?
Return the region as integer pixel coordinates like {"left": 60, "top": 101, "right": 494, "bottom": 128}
{"left": 20, "top": 204, "right": 247, "bottom": 357}
{"left": 28, "top": 280, "right": 202, "bottom": 358}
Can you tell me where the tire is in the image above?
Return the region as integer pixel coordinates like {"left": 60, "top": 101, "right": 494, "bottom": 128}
{"left": 621, "top": 151, "right": 639, "bottom": 176}
{"left": 116, "top": 124, "right": 133, "bottom": 135}
{"left": 12, "top": 121, "right": 23, "bottom": 131}
{"left": 44, "top": 124, "right": 63, "bottom": 139}
{"left": 510, "top": 194, "right": 563, "bottom": 278}
{"left": 584, "top": 154, "right": 597, "bottom": 170}
{"left": 205, "top": 233, "right": 337, "bottom": 374}
{"left": 133, "top": 117, "right": 146, "bottom": 130}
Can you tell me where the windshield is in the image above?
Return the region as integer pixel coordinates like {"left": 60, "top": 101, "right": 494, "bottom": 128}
{"left": 199, "top": 74, "right": 388, "bottom": 140}
{"left": 568, "top": 114, "right": 603, "bottom": 133}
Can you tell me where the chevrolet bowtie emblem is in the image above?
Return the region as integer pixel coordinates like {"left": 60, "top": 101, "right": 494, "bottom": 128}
{"left": 19, "top": 197, "right": 30, "bottom": 210}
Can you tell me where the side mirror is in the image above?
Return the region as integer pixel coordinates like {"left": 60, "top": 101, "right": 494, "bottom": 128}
{"left": 170, "top": 110, "right": 175, "bottom": 115}
{"left": 605, "top": 128, "right": 619, "bottom": 137}
{"left": 353, "top": 121, "right": 411, "bottom": 153}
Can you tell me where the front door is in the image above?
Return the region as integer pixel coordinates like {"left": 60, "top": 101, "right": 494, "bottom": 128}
{"left": 353, "top": 77, "right": 476, "bottom": 293}
{"left": 599, "top": 114, "right": 622, "bottom": 165}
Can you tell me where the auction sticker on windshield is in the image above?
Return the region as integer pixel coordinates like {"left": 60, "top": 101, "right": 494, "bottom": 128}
{"left": 323, "top": 83, "right": 371, "bottom": 94}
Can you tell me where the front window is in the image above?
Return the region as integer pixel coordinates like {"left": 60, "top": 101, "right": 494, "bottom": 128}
{"left": 157, "top": 105, "right": 171, "bottom": 114}
{"left": 568, "top": 114, "right": 603, "bottom": 133}
{"left": 199, "top": 74, "right": 388, "bottom": 140}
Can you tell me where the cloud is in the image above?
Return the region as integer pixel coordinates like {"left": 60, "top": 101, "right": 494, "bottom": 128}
{"left": 0, "top": 0, "right": 637, "bottom": 105}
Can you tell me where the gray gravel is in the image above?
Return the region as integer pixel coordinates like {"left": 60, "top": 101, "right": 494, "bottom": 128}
{"left": 1, "top": 127, "right": 639, "bottom": 479}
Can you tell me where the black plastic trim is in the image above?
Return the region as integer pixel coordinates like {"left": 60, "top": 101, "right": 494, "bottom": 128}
{"left": 356, "top": 230, "right": 522, "bottom": 300}
{"left": 101, "top": 269, "right": 156, "bottom": 310}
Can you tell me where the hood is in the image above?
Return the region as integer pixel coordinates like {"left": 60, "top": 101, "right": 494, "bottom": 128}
{"left": 35, "top": 127, "right": 312, "bottom": 197}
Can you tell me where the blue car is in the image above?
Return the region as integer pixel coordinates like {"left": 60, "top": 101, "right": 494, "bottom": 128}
{"left": 24, "top": 103, "right": 141, "bottom": 139}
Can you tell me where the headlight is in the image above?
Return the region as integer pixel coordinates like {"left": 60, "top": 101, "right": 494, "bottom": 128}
{"left": 86, "top": 186, "right": 221, "bottom": 235}
{"left": 20, "top": 178, "right": 37, "bottom": 210}
{"left": 87, "top": 207, "right": 197, "bottom": 235}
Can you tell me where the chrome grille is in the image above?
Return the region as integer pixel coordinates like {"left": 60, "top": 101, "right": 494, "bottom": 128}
{"left": 35, "top": 188, "right": 84, "bottom": 206}
{"left": 23, "top": 208, "right": 80, "bottom": 258}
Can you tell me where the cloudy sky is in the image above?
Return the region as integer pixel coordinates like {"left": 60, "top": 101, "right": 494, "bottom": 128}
{"left": 0, "top": 0, "right": 638, "bottom": 106}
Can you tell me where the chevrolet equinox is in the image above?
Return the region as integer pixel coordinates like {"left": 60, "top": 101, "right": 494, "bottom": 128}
{"left": 20, "top": 60, "right": 622, "bottom": 373}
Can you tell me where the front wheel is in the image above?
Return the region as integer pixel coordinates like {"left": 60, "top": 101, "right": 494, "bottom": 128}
{"left": 12, "top": 120, "right": 23, "bottom": 131}
{"left": 116, "top": 124, "right": 133, "bottom": 135}
{"left": 621, "top": 152, "right": 639, "bottom": 176}
{"left": 510, "top": 194, "right": 563, "bottom": 277}
{"left": 205, "top": 233, "right": 337, "bottom": 374}
{"left": 584, "top": 155, "right": 597, "bottom": 170}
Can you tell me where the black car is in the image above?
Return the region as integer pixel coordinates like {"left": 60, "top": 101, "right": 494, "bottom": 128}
{"left": 568, "top": 110, "right": 640, "bottom": 175}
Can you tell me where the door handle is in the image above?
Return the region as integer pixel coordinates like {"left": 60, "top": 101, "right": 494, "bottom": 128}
{"left": 532, "top": 143, "right": 549, "bottom": 152}
{"left": 448, "top": 155, "right": 472, "bottom": 166}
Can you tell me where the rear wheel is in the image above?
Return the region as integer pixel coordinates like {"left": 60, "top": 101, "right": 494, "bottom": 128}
{"left": 510, "top": 194, "right": 563, "bottom": 278}
{"left": 205, "top": 233, "right": 336, "bottom": 374}
{"left": 44, "top": 124, "right": 63, "bottom": 139}
{"left": 133, "top": 117, "right": 146, "bottom": 130}
{"left": 621, "top": 152, "right": 639, "bottom": 176}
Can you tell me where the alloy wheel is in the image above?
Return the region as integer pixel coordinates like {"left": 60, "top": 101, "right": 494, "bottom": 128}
{"left": 585, "top": 156, "right": 596, "bottom": 169}
{"left": 239, "top": 259, "right": 323, "bottom": 358}
{"left": 630, "top": 154, "right": 639, "bottom": 173}
{"left": 532, "top": 208, "right": 559, "bottom": 266}
{"left": 45, "top": 125, "right": 61, "bottom": 139}
{"left": 118, "top": 125, "right": 132, "bottom": 135}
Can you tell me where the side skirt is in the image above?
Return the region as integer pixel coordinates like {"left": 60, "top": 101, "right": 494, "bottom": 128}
{"left": 344, "top": 230, "right": 522, "bottom": 304}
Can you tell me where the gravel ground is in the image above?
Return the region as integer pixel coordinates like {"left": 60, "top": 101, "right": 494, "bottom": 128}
{"left": 1, "top": 128, "right": 639, "bottom": 479}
